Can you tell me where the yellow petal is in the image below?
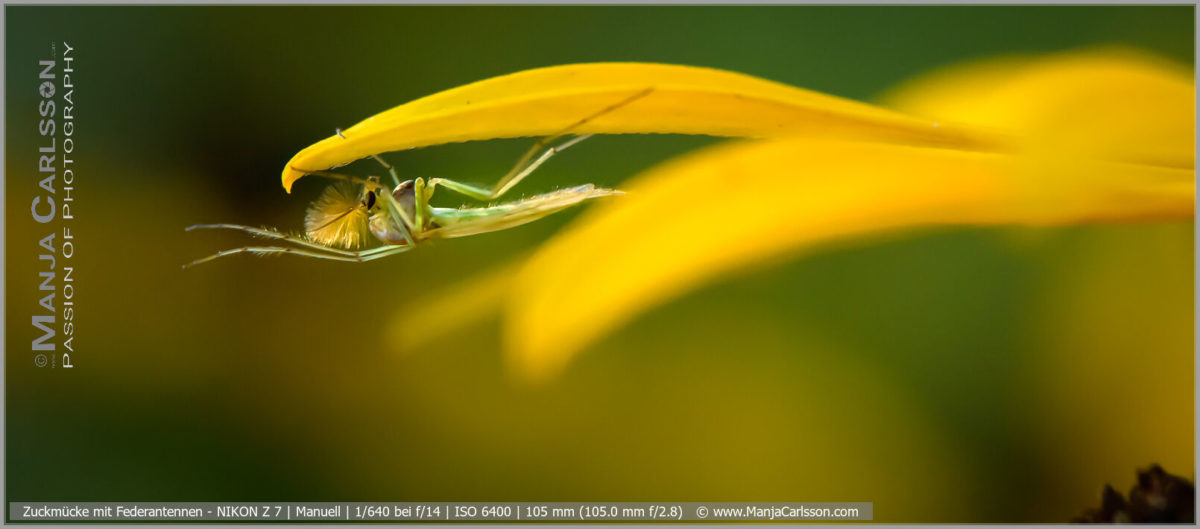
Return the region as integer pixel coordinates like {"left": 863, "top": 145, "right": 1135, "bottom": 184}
{"left": 505, "top": 137, "right": 1193, "bottom": 381}
{"left": 282, "top": 62, "right": 999, "bottom": 191}
{"left": 386, "top": 260, "right": 517, "bottom": 352}
{"left": 881, "top": 48, "right": 1194, "bottom": 170}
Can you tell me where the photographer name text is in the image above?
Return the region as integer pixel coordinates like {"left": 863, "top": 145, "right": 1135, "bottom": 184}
{"left": 31, "top": 41, "right": 78, "bottom": 369}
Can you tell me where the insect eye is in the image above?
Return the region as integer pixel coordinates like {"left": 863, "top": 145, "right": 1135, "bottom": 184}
{"left": 365, "top": 191, "right": 377, "bottom": 209}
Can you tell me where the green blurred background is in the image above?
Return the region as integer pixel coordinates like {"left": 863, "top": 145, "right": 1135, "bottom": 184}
{"left": 5, "top": 6, "right": 1193, "bottom": 522}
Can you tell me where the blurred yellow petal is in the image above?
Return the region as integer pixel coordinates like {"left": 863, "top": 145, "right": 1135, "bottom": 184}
{"left": 387, "top": 261, "right": 517, "bottom": 352}
{"left": 283, "top": 62, "right": 998, "bottom": 191}
{"left": 881, "top": 48, "right": 1194, "bottom": 169}
{"left": 505, "top": 137, "right": 1193, "bottom": 380}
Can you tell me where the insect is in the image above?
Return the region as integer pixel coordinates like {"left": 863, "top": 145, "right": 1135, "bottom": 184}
{"left": 185, "top": 89, "right": 652, "bottom": 267}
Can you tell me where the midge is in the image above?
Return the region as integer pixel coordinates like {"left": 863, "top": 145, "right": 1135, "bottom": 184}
{"left": 185, "top": 90, "right": 652, "bottom": 267}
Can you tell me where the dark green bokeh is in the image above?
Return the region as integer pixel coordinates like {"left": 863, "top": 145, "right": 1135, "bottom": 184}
{"left": 5, "top": 6, "right": 1194, "bottom": 522}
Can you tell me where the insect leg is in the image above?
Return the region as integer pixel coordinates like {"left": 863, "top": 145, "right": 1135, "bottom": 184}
{"left": 428, "top": 134, "right": 592, "bottom": 202}
{"left": 185, "top": 223, "right": 389, "bottom": 256}
{"left": 412, "top": 177, "right": 429, "bottom": 232}
{"left": 184, "top": 243, "right": 409, "bottom": 268}
{"left": 370, "top": 154, "right": 403, "bottom": 188}
{"left": 427, "top": 88, "right": 653, "bottom": 202}
{"left": 495, "top": 88, "right": 653, "bottom": 196}
{"left": 335, "top": 127, "right": 401, "bottom": 187}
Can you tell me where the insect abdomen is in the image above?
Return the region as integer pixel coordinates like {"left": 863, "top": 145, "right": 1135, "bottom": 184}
{"left": 427, "top": 184, "right": 622, "bottom": 239}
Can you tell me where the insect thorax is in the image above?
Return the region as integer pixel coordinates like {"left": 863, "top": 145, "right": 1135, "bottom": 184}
{"left": 369, "top": 180, "right": 418, "bottom": 245}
